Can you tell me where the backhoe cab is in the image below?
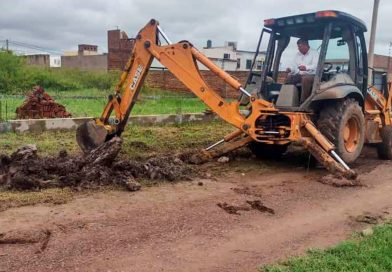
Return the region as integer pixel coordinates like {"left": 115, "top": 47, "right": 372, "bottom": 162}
{"left": 76, "top": 11, "right": 392, "bottom": 180}
{"left": 245, "top": 10, "right": 369, "bottom": 164}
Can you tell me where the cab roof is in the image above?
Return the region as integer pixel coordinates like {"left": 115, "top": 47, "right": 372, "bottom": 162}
{"left": 264, "top": 10, "right": 367, "bottom": 38}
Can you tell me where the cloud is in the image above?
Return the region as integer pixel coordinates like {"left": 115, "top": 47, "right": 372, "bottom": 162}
{"left": 0, "top": 0, "right": 390, "bottom": 55}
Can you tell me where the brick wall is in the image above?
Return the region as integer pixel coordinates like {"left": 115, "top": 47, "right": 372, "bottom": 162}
{"left": 145, "top": 70, "right": 288, "bottom": 98}
{"left": 107, "top": 29, "right": 135, "bottom": 70}
{"left": 25, "top": 54, "right": 50, "bottom": 68}
{"left": 61, "top": 54, "right": 107, "bottom": 71}
{"left": 145, "top": 70, "right": 249, "bottom": 98}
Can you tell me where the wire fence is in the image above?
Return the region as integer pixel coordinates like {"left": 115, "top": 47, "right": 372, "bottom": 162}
{"left": 0, "top": 93, "right": 206, "bottom": 121}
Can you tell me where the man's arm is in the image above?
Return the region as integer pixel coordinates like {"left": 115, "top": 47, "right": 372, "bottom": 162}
{"left": 288, "top": 53, "right": 299, "bottom": 74}
{"left": 305, "top": 50, "right": 319, "bottom": 73}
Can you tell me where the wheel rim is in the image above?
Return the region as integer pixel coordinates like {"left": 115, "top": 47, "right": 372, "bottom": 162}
{"left": 343, "top": 117, "right": 360, "bottom": 153}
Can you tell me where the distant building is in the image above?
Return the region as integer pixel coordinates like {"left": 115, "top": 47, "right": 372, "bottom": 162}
{"left": 372, "top": 54, "right": 392, "bottom": 89}
{"left": 50, "top": 56, "right": 61, "bottom": 68}
{"left": 200, "top": 41, "right": 266, "bottom": 71}
{"left": 61, "top": 44, "right": 107, "bottom": 70}
{"left": 106, "top": 30, "right": 264, "bottom": 72}
{"left": 25, "top": 54, "right": 50, "bottom": 68}
{"left": 107, "top": 29, "right": 135, "bottom": 70}
{"left": 64, "top": 44, "right": 99, "bottom": 57}
{"left": 373, "top": 54, "right": 392, "bottom": 75}
{"left": 78, "top": 44, "right": 98, "bottom": 56}
{"left": 23, "top": 54, "right": 60, "bottom": 68}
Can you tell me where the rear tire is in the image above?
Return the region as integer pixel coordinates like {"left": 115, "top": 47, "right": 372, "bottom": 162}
{"left": 377, "top": 126, "right": 392, "bottom": 160}
{"left": 248, "top": 142, "right": 288, "bottom": 160}
{"left": 317, "top": 98, "right": 365, "bottom": 164}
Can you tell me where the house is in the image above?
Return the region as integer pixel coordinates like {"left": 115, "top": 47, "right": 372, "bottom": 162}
{"left": 24, "top": 54, "right": 61, "bottom": 68}
{"left": 200, "top": 41, "right": 265, "bottom": 71}
{"left": 61, "top": 44, "right": 107, "bottom": 70}
{"left": 373, "top": 54, "right": 392, "bottom": 88}
{"left": 107, "top": 30, "right": 135, "bottom": 70}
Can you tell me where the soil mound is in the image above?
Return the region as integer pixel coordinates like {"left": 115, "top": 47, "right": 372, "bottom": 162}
{"left": 0, "top": 138, "right": 196, "bottom": 191}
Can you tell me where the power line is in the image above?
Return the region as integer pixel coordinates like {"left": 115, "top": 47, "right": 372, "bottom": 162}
{"left": 1, "top": 39, "right": 63, "bottom": 55}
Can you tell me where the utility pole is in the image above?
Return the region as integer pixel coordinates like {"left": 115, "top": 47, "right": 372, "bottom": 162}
{"left": 368, "top": 0, "right": 380, "bottom": 84}
{"left": 5, "top": 39, "right": 9, "bottom": 52}
{"left": 388, "top": 42, "right": 392, "bottom": 81}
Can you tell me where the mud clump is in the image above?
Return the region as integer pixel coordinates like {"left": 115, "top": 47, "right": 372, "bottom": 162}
{"left": 217, "top": 200, "right": 275, "bottom": 215}
{"left": 232, "top": 186, "right": 262, "bottom": 198}
{"left": 352, "top": 212, "right": 388, "bottom": 225}
{"left": 0, "top": 138, "right": 195, "bottom": 191}
{"left": 246, "top": 200, "right": 275, "bottom": 214}
{"left": 217, "top": 202, "right": 251, "bottom": 215}
{"left": 0, "top": 228, "right": 51, "bottom": 253}
{"left": 319, "top": 174, "right": 362, "bottom": 187}
{"left": 179, "top": 150, "right": 212, "bottom": 165}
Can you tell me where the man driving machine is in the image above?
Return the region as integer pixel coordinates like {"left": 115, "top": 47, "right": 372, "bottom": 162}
{"left": 286, "top": 38, "right": 319, "bottom": 103}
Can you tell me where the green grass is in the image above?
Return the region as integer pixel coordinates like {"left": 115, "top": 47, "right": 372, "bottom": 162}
{"left": 263, "top": 224, "right": 392, "bottom": 272}
{"left": 0, "top": 51, "right": 120, "bottom": 94}
{"left": 0, "top": 52, "right": 209, "bottom": 119}
{"left": 0, "top": 88, "right": 207, "bottom": 120}
{"left": 0, "top": 120, "right": 233, "bottom": 158}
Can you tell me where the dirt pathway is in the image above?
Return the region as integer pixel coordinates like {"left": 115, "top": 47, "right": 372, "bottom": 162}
{"left": 1, "top": 151, "right": 391, "bottom": 272}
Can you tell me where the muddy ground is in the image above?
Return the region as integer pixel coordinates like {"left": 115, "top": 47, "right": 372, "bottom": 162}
{"left": 0, "top": 137, "right": 199, "bottom": 191}
{"left": 0, "top": 145, "right": 391, "bottom": 272}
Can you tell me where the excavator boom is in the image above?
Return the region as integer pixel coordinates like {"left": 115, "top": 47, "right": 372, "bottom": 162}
{"left": 76, "top": 19, "right": 356, "bottom": 179}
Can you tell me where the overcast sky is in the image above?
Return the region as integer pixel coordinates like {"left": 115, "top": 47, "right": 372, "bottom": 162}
{"left": 1, "top": 0, "right": 391, "bottom": 56}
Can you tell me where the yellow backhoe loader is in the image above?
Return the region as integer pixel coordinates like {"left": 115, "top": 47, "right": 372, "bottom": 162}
{"left": 76, "top": 11, "right": 392, "bottom": 179}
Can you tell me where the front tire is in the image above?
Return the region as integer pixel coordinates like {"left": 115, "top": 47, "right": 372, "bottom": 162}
{"left": 317, "top": 98, "right": 365, "bottom": 164}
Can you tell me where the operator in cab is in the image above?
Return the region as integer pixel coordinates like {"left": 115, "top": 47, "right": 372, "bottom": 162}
{"left": 285, "top": 38, "right": 319, "bottom": 103}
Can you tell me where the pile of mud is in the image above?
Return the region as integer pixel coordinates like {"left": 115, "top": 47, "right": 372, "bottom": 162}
{"left": 0, "top": 138, "right": 197, "bottom": 191}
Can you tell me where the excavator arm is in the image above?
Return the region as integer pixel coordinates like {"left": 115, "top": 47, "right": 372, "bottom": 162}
{"left": 76, "top": 19, "right": 357, "bottom": 179}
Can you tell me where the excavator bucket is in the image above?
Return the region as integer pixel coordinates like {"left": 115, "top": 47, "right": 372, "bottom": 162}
{"left": 76, "top": 120, "right": 108, "bottom": 153}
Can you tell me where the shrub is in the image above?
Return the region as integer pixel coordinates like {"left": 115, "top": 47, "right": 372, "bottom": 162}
{"left": 0, "top": 51, "right": 120, "bottom": 94}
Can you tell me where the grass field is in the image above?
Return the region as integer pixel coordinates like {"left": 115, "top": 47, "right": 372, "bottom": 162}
{"left": 0, "top": 88, "right": 207, "bottom": 120}
{"left": 0, "top": 52, "right": 208, "bottom": 119}
{"left": 264, "top": 223, "right": 392, "bottom": 272}
{"left": 0, "top": 120, "right": 233, "bottom": 157}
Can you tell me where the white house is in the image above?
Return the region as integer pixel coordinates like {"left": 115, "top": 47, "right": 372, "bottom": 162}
{"left": 150, "top": 40, "right": 265, "bottom": 72}
{"left": 200, "top": 41, "right": 265, "bottom": 71}
{"left": 50, "top": 55, "right": 61, "bottom": 68}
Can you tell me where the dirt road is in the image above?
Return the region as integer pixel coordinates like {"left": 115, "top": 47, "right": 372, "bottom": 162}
{"left": 1, "top": 148, "right": 391, "bottom": 272}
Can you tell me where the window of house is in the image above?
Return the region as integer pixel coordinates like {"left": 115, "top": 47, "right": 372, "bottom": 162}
{"left": 237, "top": 58, "right": 241, "bottom": 69}
{"left": 223, "top": 53, "right": 230, "bottom": 59}
{"left": 246, "top": 59, "right": 252, "bottom": 69}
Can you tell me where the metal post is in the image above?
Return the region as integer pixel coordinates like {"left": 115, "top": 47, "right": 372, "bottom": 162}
{"left": 331, "top": 150, "right": 351, "bottom": 171}
{"left": 239, "top": 87, "right": 251, "bottom": 97}
{"left": 368, "top": 0, "right": 380, "bottom": 84}
{"left": 388, "top": 42, "right": 392, "bottom": 81}
{"left": 205, "top": 139, "right": 225, "bottom": 151}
